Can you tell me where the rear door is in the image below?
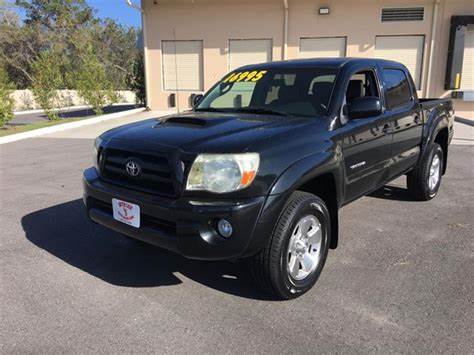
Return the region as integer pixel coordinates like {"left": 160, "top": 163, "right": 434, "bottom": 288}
{"left": 380, "top": 67, "right": 423, "bottom": 178}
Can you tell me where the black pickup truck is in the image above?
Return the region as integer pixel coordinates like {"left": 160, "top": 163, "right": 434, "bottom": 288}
{"left": 83, "top": 58, "right": 454, "bottom": 299}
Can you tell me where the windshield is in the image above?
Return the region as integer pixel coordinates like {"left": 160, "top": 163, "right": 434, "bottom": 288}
{"left": 195, "top": 67, "right": 338, "bottom": 117}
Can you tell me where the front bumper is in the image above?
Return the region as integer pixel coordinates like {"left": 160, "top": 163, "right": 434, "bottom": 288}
{"left": 83, "top": 168, "right": 266, "bottom": 260}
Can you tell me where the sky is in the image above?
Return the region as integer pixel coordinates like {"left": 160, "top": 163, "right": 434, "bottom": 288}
{"left": 87, "top": 0, "right": 141, "bottom": 28}
{"left": 10, "top": 0, "right": 142, "bottom": 28}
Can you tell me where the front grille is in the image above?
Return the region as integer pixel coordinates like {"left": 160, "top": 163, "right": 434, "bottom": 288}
{"left": 90, "top": 197, "right": 177, "bottom": 234}
{"left": 100, "top": 148, "right": 176, "bottom": 197}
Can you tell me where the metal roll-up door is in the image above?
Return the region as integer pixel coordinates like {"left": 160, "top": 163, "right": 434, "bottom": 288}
{"left": 228, "top": 39, "right": 272, "bottom": 71}
{"left": 162, "top": 40, "right": 203, "bottom": 91}
{"left": 375, "top": 35, "right": 424, "bottom": 89}
{"left": 299, "top": 37, "right": 346, "bottom": 58}
{"left": 461, "top": 25, "right": 474, "bottom": 90}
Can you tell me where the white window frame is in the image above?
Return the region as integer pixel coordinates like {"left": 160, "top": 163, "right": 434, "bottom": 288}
{"left": 161, "top": 40, "right": 204, "bottom": 92}
{"left": 227, "top": 38, "right": 273, "bottom": 71}
{"left": 374, "top": 34, "right": 425, "bottom": 90}
{"left": 298, "top": 36, "right": 347, "bottom": 58}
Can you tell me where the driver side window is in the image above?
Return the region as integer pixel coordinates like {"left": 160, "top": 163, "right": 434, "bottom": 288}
{"left": 341, "top": 70, "right": 380, "bottom": 124}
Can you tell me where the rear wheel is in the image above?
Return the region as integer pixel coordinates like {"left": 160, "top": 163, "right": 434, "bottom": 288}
{"left": 249, "top": 191, "right": 330, "bottom": 300}
{"left": 407, "top": 143, "right": 444, "bottom": 201}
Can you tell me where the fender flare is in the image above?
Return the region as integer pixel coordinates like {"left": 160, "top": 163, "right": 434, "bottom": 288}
{"left": 269, "top": 148, "right": 344, "bottom": 201}
{"left": 243, "top": 148, "right": 344, "bottom": 256}
{"left": 421, "top": 111, "right": 450, "bottom": 158}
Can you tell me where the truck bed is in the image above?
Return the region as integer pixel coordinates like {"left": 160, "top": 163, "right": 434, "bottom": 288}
{"left": 419, "top": 98, "right": 452, "bottom": 109}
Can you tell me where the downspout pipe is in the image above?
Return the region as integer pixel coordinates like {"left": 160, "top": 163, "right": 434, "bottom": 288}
{"left": 126, "top": 0, "right": 151, "bottom": 110}
{"left": 425, "top": 0, "right": 440, "bottom": 98}
{"left": 283, "top": 0, "right": 289, "bottom": 60}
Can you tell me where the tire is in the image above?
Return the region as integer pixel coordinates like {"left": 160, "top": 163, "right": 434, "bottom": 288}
{"left": 249, "top": 191, "right": 331, "bottom": 300}
{"left": 407, "top": 143, "right": 444, "bottom": 201}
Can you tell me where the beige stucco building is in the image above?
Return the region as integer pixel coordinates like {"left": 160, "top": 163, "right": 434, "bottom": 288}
{"left": 136, "top": 0, "right": 473, "bottom": 119}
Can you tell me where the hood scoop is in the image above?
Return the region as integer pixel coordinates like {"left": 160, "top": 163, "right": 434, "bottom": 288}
{"left": 164, "top": 116, "right": 208, "bottom": 126}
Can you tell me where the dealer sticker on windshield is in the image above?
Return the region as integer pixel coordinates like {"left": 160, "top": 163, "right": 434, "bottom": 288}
{"left": 112, "top": 198, "right": 140, "bottom": 228}
{"left": 222, "top": 70, "right": 268, "bottom": 83}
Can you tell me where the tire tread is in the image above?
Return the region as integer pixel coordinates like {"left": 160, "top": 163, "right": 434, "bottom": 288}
{"left": 249, "top": 191, "right": 325, "bottom": 298}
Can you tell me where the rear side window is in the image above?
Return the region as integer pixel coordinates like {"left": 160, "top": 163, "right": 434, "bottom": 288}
{"left": 383, "top": 69, "right": 412, "bottom": 109}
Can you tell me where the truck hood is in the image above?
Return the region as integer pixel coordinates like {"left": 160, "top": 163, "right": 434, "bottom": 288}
{"left": 102, "top": 111, "right": 319, "bottom": 153}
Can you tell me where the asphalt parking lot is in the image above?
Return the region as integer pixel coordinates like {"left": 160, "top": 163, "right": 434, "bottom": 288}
{"left": 0, "top": 115, "right": 473, "bottom": 353}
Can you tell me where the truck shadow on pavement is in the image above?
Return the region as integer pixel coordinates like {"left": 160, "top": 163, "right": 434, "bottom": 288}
{"left": 369, "top": 182, "right": 416, "bottom": 202}
{"left": 21, "top": 199, "right": 274, "bottom": 301}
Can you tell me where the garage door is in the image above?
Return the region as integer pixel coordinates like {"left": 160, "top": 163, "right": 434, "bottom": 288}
{"left": 229, "top": 39, "right": 272, "bottom": 71}
{"left": 375, "top": 35, "right": 424, "bottom": 89}
{"left": 162, "top": 40, "right": 203, "bottom": 91}
{"left": 299, "top": 37, "right": 346, "bottom": 59}
{"left": 461, "top": 25, "right": 474, "bottom": 90}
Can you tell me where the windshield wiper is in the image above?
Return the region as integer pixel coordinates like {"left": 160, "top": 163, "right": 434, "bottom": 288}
{"left": 233, "top": 106, "right": 293, "bottom": 117}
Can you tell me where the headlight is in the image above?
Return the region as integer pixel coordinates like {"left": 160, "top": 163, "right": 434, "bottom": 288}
{"left": 93, "top": 137, "right": 104, "bottom": 170}
{"left": 186, "top": 153, "right": 260, "bottom": 193}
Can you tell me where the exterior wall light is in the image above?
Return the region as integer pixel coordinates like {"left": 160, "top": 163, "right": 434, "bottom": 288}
{"left": 319, "top": 7, "right": 330, "bottom": 15}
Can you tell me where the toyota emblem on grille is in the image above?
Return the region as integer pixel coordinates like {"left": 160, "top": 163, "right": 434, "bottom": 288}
{"left": 125, "top": 160, "right": 141, "bottom": 177}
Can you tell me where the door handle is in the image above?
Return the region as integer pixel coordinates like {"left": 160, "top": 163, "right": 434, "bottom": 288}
{"left": 414, "top": 115, "right": 421, "bottom": 124}
{"left": 382, "top": 123, "right": 391, "bottom": 134}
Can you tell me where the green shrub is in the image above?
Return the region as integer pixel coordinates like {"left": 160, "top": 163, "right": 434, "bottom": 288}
{"left": 31, "top": 51, "right": 63, "bottom": 120}
{"left": 74, "top": 47, "right": 117, "bottom": 115}
{"left": 127, "top": 52, "right": 146, "bottom": 106}
{"left": 0, "top": 66, "right": 14, "bottom": 128}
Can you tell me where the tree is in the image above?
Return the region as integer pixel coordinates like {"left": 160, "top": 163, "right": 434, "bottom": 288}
{"left": 0, "top": 1, "right": 97, "bottom": 88}
{"left": 73, "top": 46, "right": 117, "bottom": 115}
{"left": 31, "top": 50, "right": 64, "bottom": 120}
{"left": 0, "top": 64, "right": 14, "bottom": 127}
{"left": 1, "top": 1, "right": 141, "bottom": 94}
{"left": 127, "top": 52, "right": 146, "bottom": 106}
{"left": 93, "top": 19, "right": 139, "bottom": 89}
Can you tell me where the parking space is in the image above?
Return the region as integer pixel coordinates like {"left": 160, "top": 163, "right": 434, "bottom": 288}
{"left": 0, "top": 115, "right": 473, "bottom": 353}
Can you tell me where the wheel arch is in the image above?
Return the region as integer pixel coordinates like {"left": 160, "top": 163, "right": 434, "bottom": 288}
{"left": 421, "top": 107, "right": 452, "bottom": 175}
{"left": 268, "top": 150, "right": 343, "bottom": 250}
{"left": 296, "top": 172, "right": 340, "bottom": 249}
{"left": 434, "top": 127, "right": 449, "bottom": 175}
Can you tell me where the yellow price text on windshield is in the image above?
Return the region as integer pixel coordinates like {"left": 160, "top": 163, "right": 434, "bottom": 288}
{"left": 222, "top": 70, "right": 268, "bottom": 83}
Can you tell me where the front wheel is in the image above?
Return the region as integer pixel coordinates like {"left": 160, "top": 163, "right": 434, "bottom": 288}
{"left": 407, "top": 143, "right": 444, "bottom": 201}
{"left": 249, "top": 191, "right": 330, "bottom": 300}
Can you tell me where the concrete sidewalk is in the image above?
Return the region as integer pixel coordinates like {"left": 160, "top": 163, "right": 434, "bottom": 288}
{"left": 452, "top": 120, "right": 474, "bottom": 145}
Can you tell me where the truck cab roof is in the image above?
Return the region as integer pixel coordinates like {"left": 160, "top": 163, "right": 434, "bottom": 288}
{"left": 238, "top": 57, "right": 406, "bottom": 71}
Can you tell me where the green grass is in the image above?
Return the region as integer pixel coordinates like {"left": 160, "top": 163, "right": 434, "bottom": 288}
{"left": 0, "top": 117, "right": 86, "bottom": 137}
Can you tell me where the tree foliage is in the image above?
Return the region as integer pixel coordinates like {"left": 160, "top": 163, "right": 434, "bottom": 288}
{"left": 31, "top": 50, "right": 64, "bottom": 120}
{"left": 73, "top": 46, "right": 118, "bottom": 115}
{"left": 128, "top": 52, "right": 146, "bottom": 106}
{"left": 1, "top": 0, "right": 141, "bottom": 91}
{"left": 0, "top": 64, "right": 14, "bottom": 127}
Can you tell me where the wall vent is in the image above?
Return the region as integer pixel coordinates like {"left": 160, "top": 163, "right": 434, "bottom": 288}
{"left": 381, "top": 7, "right": 424, "bottom": 22}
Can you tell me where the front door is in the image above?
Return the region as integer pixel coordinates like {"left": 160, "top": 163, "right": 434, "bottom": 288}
{"left": 338, "top": 69, "right": 393, "bottom": 203}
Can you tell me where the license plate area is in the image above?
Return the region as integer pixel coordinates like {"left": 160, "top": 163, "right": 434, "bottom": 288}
{"left": 112, "top": 198, "right": 140, "bottom": 228}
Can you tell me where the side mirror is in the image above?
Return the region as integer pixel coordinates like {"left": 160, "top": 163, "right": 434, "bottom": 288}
{"left": 192, "top": 94, "right": 204, "bottom": 107}
{"left": 348, "top": 97, "right": 382, "bottom": 119}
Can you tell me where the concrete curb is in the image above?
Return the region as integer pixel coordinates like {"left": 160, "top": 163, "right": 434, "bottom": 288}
{"left": 13, "top": 102, "right": 135, "bottom": 116}
{"left": 0, "top": 107, "right": 146, "bottom": 145}
{"left": 454, "top": 116, "right": 474, "bottom": 127}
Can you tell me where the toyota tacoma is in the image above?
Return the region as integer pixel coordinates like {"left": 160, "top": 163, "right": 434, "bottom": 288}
{"left": 83, "top": 58, "right": 454, "bottom": 299}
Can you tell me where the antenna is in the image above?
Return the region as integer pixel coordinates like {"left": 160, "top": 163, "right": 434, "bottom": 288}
{"left": 172, "top": 28, "right": 180, "bottom": 113}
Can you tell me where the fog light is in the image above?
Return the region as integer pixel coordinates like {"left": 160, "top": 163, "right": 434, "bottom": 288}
{"left": 217, "top": 219, "right": 233, "bottom": 238}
